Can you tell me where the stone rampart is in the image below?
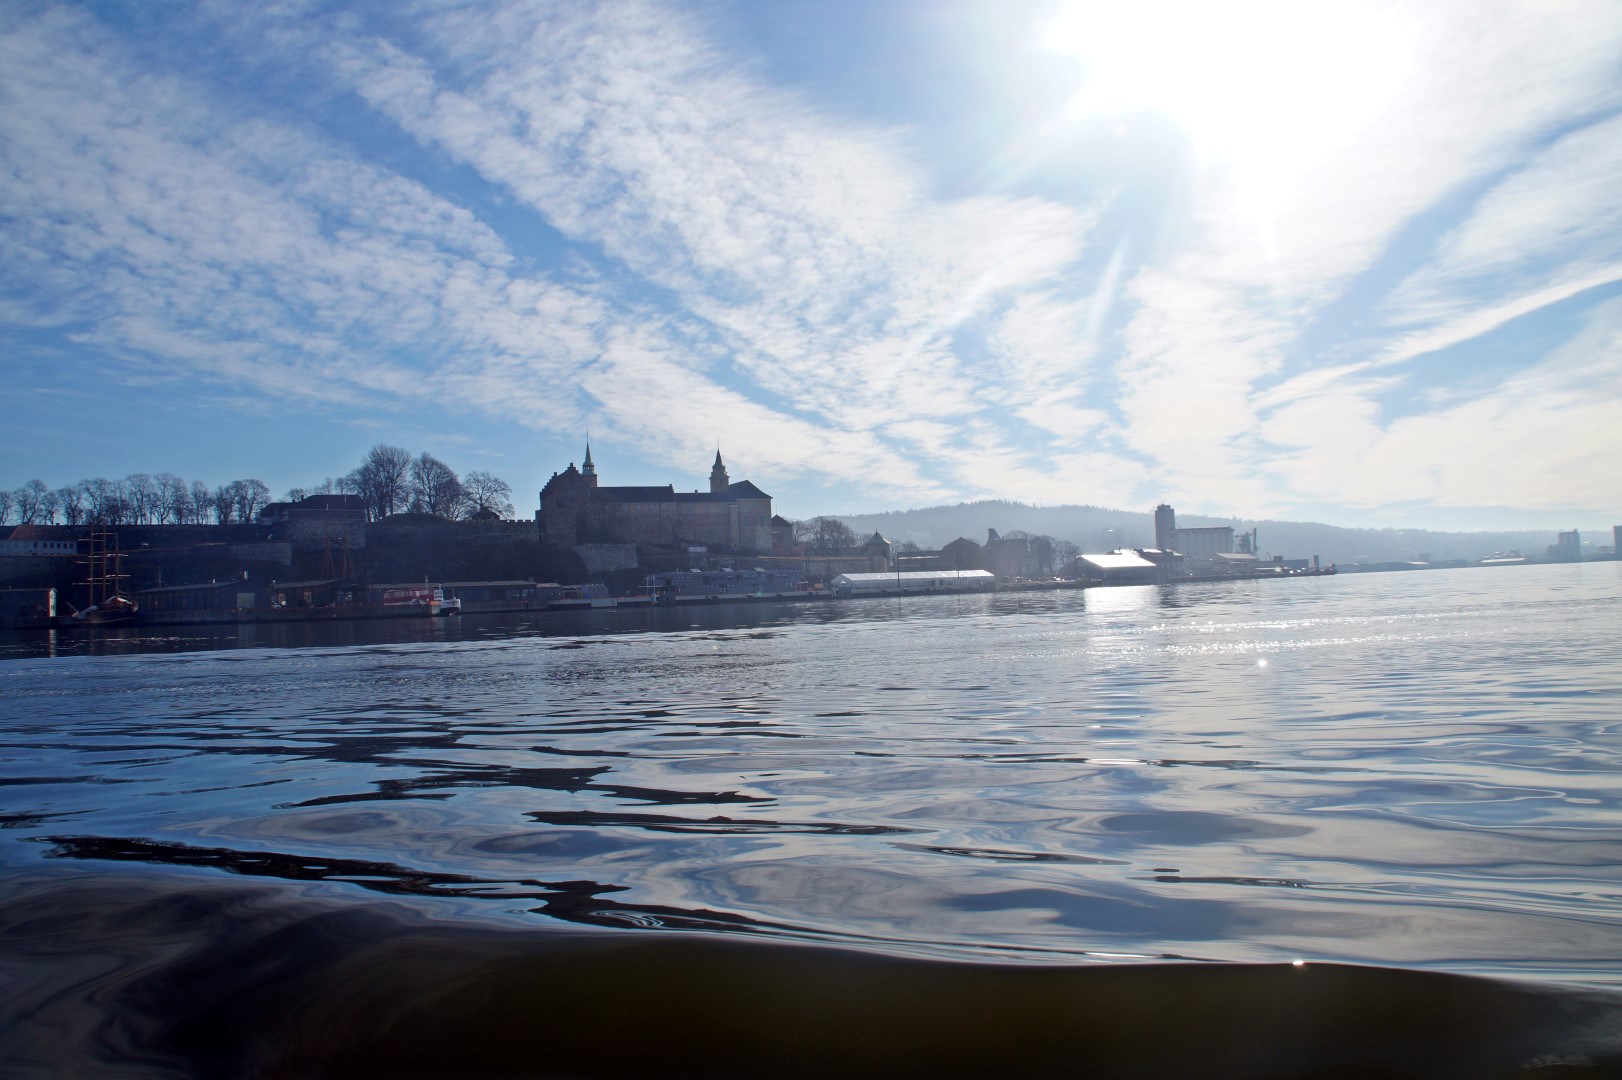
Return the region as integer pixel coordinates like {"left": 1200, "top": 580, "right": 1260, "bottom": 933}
{"left": 573, "top": 544, "right": 639, "bottom": 573}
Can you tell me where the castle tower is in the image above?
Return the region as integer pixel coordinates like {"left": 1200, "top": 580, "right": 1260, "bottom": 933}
{"left": 582, "top": 443, "right": 598, "bottom": 487}
{"left": 709, "top": 450, "right": 730, "bottom": 496}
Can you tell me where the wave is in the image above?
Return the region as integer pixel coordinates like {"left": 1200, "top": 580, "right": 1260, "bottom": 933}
{"left": 3, "top": 870, "right": 1620, "bottom": 1078}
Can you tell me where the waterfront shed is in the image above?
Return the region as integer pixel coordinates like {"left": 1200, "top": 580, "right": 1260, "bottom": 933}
{"left": 1078, "top": 552, "right": 1159, "bottom": 586}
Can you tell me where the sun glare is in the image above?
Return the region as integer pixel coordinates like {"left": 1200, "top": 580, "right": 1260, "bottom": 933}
{"left": 1045, "top": 1, "right": 1413, "bottom": 219}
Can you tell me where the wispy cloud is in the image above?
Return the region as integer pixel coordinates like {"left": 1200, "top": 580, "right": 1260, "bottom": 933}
{"left": 1, "top": 1, "right": 1619, "bottom": 525}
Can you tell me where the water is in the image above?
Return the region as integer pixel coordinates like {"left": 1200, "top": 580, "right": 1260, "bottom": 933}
{"left": 3, "top": 562, "right": 1621, "bottom": 1076}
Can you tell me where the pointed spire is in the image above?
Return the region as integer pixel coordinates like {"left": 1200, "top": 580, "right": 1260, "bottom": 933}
{"left": 709, "top": 448, "right": 730, "bottom": 496}
{"left": 583, "top": 442, "right": 595, "bottom": 476}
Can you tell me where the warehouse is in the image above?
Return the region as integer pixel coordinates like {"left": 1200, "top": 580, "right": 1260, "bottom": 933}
{"left": 828, "top": 570, "right": 996, "bottom": 597}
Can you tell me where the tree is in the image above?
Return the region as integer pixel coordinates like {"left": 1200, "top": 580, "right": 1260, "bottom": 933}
{"left": 153, "top": 473, "right": 188, "bottom": 524}
{"left": 230, "top": 479, "right": 271, "bottom": 523}
{"left": 37, "top": 489, "right": 60, "bottom": 524}
{"left": 12, "top": 479, "right": 47, "bottom": 523}
{"left": 56, "top": 483, "right": 86, "bottom": 526}
{"left": 345, "top": 444, "right": 412, "bottom": 520}
{"left": 123, "top": 473, "right": 158, "bottom": 524}
{"left": 409, "top": 452, "right": 463, "bottom": 518}
{"left": 82, "top": 477, "right": 126, "bottom": 524}
{"left": 461, "top": 470, "right": 514, "bottom": 518}
{"left": 213, "top": 484, "right": 237, "bottom": 524}
{"left": 189, "top": 481, "right": 211, "bottom": 524}
{"left": 1052, "top": 539, "right": 1080, "bottom": 576}
{"left": 794, "top": 516, "right": 858, "bottom": 552}
{"left": 285, "top": 487, "right": 309, "bottom": 503}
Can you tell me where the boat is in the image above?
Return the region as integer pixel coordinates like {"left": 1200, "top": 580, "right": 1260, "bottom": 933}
{"left": 72, "top": 594, "right": 140, "bottom": 625}
{"left": 72, "top": 531, "right": 139, "bottom": 625}
{"left": 379, "top": 585, "right": 461, "bottom": 616}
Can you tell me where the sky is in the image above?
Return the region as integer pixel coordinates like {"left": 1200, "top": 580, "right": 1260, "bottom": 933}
{"left": 3, "top": 0, "right": 1621, "bottom": 531}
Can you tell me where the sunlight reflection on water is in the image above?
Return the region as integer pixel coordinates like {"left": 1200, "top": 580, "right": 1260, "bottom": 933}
{"left": 1, "top": 563, "right": 1619, "bottom": 987}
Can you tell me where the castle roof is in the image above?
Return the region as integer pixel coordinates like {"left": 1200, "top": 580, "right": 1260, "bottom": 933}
{"left": 591, "top": 485, "right": 677, "bottom": 503}
{"left": 727, "top": 480, "right": 769, "bottom": 499}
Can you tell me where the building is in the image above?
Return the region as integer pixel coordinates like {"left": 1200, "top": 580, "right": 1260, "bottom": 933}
{"left": 1154, "top": 504, "right": 1176, "bottom": 551}
{"left": 1079, "top": 551, "right": 1160, "bottom": 586}
{"left": 1548, "top": 530, "right": 1581, "bottom": 562}
{"left": 137, "top": 579, "right": 270, "bottom": 614}
{"left": 538, "top": 446, "right": 774, "bottom": 553}
{"left": 0, "top": 524, "right": 79, "bottom": 557}
{"left": 828, "top": 570, "right": 996, "bottom": 597}
{"left": 256, "top": 494, "right": 369, "bottom": 550}
{"left": 1152, "top": 504, "right": 1237, "bottom": 571}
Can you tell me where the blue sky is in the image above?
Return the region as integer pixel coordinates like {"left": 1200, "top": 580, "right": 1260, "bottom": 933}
{"left": 4, "top": 0, "right": 1620, "bottom": 531}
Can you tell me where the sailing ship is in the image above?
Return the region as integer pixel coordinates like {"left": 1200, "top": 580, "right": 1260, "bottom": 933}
{"left": 72, "top": 530, "right": 139, "bottom": 625}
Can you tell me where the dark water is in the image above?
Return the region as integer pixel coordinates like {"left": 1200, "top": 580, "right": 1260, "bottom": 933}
{"left": 3, "top": 563, "right": 1621, "bottom": 1076}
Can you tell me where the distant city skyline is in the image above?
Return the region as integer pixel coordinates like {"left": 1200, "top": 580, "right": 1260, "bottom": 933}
{"left": 4, "top": 2, "right": 1621, "bottom": 532}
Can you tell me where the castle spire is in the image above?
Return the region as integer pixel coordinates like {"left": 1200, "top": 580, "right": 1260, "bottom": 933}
{"left": 582, "top": 442, "right": 595, "bottom": 476}
{"left": 709, "top": 448, "right": 730, "bottom": 496}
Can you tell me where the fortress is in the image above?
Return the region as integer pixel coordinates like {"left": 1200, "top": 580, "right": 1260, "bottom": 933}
{"left": 537, "top": 447, "right": 775, "bottom": 553}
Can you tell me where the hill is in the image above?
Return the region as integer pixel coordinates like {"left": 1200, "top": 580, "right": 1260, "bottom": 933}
{"left": 832, "top": 501, "right": 1566, "bottom": 566}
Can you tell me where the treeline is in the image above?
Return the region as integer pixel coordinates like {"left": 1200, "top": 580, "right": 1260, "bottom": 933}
{"left": 0, "top": 444, "right": 514, "bottom": 527}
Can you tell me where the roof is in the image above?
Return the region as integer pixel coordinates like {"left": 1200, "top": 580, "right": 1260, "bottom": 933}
{"left": 865, "top": 531, "right": 889, "bottom": 545}
{"left": 269, "top": 579, "right": 350, "bottom": 588}
{"left": 727, "top": 480, "right": 770, "bottom": 499}
{"left": 1080, "top": 552, "right": 1156, "bottom": 570}
{"left": 831, "top": 570, "right": 996, "bottom": 584}
{"left": 592, "top": 486, "right": 677, "bottom": 503}
{"left": 137, "top": 580, "right": 257, "bottom": 595}
{"left": 1211, "top": 552, "right": 1258, "bottom": 562}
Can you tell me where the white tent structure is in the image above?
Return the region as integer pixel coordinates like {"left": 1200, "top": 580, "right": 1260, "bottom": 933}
{"left": 829, "top": 570, "right": 996, "bottom": 597}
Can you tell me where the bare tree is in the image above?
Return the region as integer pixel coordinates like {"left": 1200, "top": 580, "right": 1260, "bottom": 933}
{"left": 345, "top": 444, "right": 412, "bottom": 520}
{"left": 81, "top": 478, "right": 115, "bottom": 524}
{"left": 213, "top": 484, "right": 237, "bottom": 524}
{"left": 794, "top": 516, "right": 859, "bottom": 552}
{"left": 285, "top": 487, "right": 309, "bottom": 503}
{"left": 38, "top": 489, "right": 60, "bottom": 524}
{"left": 0, "top": 490, "right": 12, "bottom": 525}
{"left": 461, "top": 471, "right": 514, "bottom": 518}
{"left": 12, "top": 479, "right": 47, "bottom": 523}
{"left": 230, "top": 479, "right": 271, "bottom": 523}
{"left": 409, "top": 452, "right": 463, "bottom": 518}
{"left": 153, "top": 473, "right": 188, "bottom": 524}
{"left": 1052, "top": 539, "right": 1080, "bottom": 576}
{"left": 56, "top": 484, "right": 86, "bottom": 526}
{"left": 188, "top": 481, "right": 211, "bottom": 524}
{"left": 124, "top": 474, "right": 158, "bottom": 524}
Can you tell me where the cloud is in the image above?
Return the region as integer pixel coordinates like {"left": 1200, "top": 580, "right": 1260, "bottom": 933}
{"left": 1103, "top": 0, "right": 1622, "bottom": 515}
{"left": 2, "top": 1, "right": 1618, "bottom": 524}
{"left": 1377, "top": 112, "right": 1622, "bottom": 363}
{"left": 327, "top": 0, "right": 1110, "bottom": 499}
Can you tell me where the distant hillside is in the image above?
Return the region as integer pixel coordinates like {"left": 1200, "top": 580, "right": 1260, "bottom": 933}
{"left": 833, "top": 500, "right": 1566, "bottom": 566}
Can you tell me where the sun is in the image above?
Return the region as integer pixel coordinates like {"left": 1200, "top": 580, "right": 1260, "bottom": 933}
{"left": 1044, "top": 0, "right": 1414, "bottom": 217}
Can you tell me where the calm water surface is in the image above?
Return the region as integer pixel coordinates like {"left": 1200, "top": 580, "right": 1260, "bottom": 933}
{"left": 3, "top": 562, "right": 1621, "bottom": 1076}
